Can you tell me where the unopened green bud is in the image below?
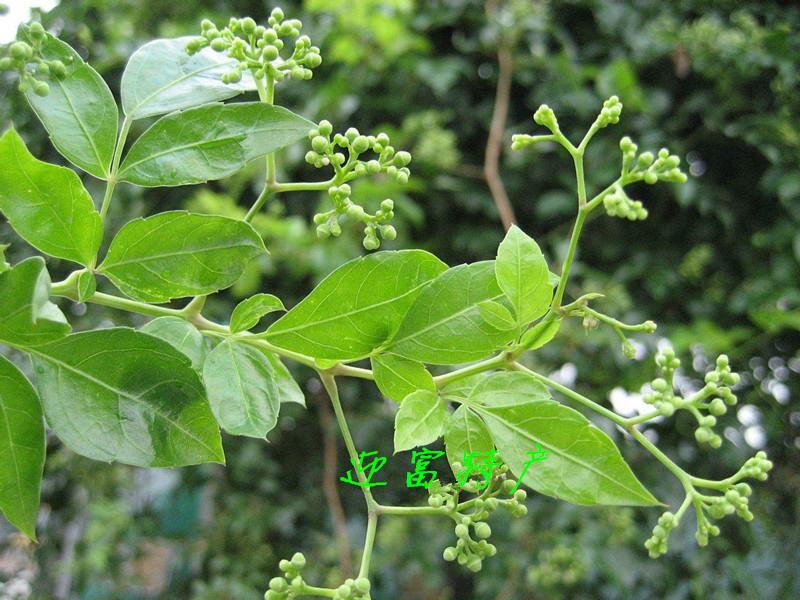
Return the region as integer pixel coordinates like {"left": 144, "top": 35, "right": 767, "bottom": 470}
{"left": 352, "top": 135, "right": 370, "bottom": 154}
{"left": 394, "top": 150, "right": 411, "bottom": 166}
{"left": 0, "top": 57, "right": 14, "bottom": 71}
{"left": 10, "top": 42, "right": 32, "bottom": 60}
{"left": 318, "top": 120, "right": 333, "bottom": 136}
{"left": 33, "top": 81, "right": 50, "bottom": 96}
{"left": 241, "top": 17, "right": 256, "bottom": 34}
{"left": 380, "top": 225, "right": 397, "bottom": 240}
{"left": 263, "top": 45, "right": 279, "bottom": 61}
{"left": 474, "top": 522, "right": 491, "bottom": 539}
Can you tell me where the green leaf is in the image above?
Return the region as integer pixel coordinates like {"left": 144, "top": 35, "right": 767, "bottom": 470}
{"left": 0, "top": 244, "right": 10, "bottom": 274}
{"left": 118, "top": 103, "right": 314, "bottom": 187}
{"left": 0, "top": 129, "right": 102, "bottom": 266}
{"left": 386, "top": 261, "right": 517, "bottom": 365}
{"left": 444, "top": 405, "right": 493, "bottom": 477}
{"left": 202, "top": 340, "right": 279, "bottom": 438}
{"left": 99, "top": 211, "right": 266, "bottom": 303}
{"left": 0, "top": 355, "right": 45, "bottom": 540}
{"left": 495, "top": 225, "right": 552, "bottom": 324}
{"left": 140, "top": 316, "right": 208, "bottom": 371}
{"left": 0, "top": 258, "right": 70, "bottom": 348}
{"left": 470, "top": 374, "right": 659, "bottom": 506}
{"left": 230, "top": 293, "right": 285, "bottom": 333}
{"left": 122, "top": 37, "right": 256, "bottom": 120}
{"left": 393, "top": 390, "right": 448, "bottom": 453}
{"left": 263, "top": 352, "right": 305, "bottom": 407}
{"left": 30, "top": 328, "right": 224, "bottom": 467}
{"left": 520, "top": 318, "right": 561, "bottom": 351}
{"left": 23, "top": 33, "right": 117, "bottom": 179}
{"left": 75, "top": 270, "right": 97, "bottom": 302}
{"left": 372, "top": 353, "right": 435, "bottom": 402}
{"left": 466, "top": 371, "right": 551, "bottom": 408}
{"left": 477, "top": 300, "right": 517, "bottom": 331}
{"left": 266, "top": 250, "right": 448, "bottom": 361}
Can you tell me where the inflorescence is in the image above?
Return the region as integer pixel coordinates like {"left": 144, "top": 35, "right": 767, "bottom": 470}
{"left": 0, "top": 23, "right": 68, "bottom": 96}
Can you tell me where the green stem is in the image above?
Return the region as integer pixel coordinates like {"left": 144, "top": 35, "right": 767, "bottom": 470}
{"left": 244, "top": 185, "right": 271, "bottom": 223}
{"left": 358, "top": 511, "right": 378, "bottom": 581}
{"left": 319, "top": 373, "right": 377, "bottom": 512}
{"left": 377, "top": 504, "right": 448, "bottom": 517}
{"left": 550, "top": 209, "right": 586, "bottom": 312}
{"left": 246, "top": 74, "right": 277, "bottom": 223}
{"left": 509, "top": 362, "right": 627, "bottom": 427}
{"left": 99, "top": 115, "right": 132, "bottom": 222}
{"left": 270, "top": 179, "right": 336, "bottom": 193}
{"left": 433, "top": 354, "right": 508, "bottom": 387}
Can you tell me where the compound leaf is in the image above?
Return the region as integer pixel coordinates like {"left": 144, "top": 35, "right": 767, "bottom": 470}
{"left": 30, "top": 328, "right": 224, "bottom": 467}
{"left": 472, "top": 387, "right": 660, "bottom": 506}
{"left": 99, "top": 211, "right": 266, "bottom": 303}
{"left": 0, "top": 129, "right": 102, "bottom": 266}
{"left": 386, "top": 262, "right": 517, "bottom": 365}
{"left": 23, "top": 33, "right": 117, "bottom": 178}
{"left": 122, "top": 37, "right": 256, "bottom": 120}
{"left": 266, "top": 250, "right": 448, "bottom": 361}
{"left": 118, "top": 103, "right": 313, "bottom": 187}
{"left": 495, "top": 225, "right": 552, "bottom": 324}
{"left": 202, "top": 340, "right": 279, "bottom": 438}
{"left": 0, "top": 355, "right": 45, "bottom": 540}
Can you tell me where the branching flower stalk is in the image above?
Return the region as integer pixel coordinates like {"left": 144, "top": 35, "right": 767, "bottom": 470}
{"left": 0, "top": 8, "right": 773, "bottom": 599}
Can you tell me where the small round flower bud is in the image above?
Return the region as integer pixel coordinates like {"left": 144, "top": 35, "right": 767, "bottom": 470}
{"left": 10, "top": 42, "right": 32, "bottom": 60}
{"left": 394, "top": 150, "right": 411, "bottom": 166}
{"left": 380, "top": 225, "right": 397, "bottom": 240}
{"left": 33, "top": 81, "right": 50, "bottom": 96}
{"left": 351, "top": 135, "right": 370, "bottom": 154}
{"left": 311, "top": 135, "right": 328, "bottom": 153}
{"left": 318, "top": 120, "right": 333, "bottom": 136}
{"left": 241, "top": 17, "right": 256, "bottom": 34}
{"left": 271, "top": 7, "right": 285, "bottom": 21}
{"left": 263, "top": 45, "right": 279, "bottom": 61}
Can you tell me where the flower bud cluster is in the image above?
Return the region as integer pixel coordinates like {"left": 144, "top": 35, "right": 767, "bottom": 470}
{"left": 187, "top": 8, "right": 321, "bottom": 86}
{"left": 533, "top": 104, "right": 559, "bottom": 133}
{"left": 332, "top": 577, "right": 371, "bottom": 599}
{"left": 265, "top": 552, "right": 307, "bottom": 599}
{"left": 595, "top": 95, "right": 623, "bottom": 128}
{"left": 0, "top": 23, "right": 69, "bottom": 96}
{"left": 644, "top": 510, "right": 678, "bottom": 558}
{"left": 305, "top": 122, "right": 411, "bottom": 184}
{"left": 644, "top": 350, "right": 740, "bottom": 449}
{"left": 306, "top": 122, "right": 411, "bottom": 249}
{"left": 620, "top": 137, "right": 687, "bottom": 184}
{"left": 436, "top": 462, "right": 529, "bottom": 573}
{"left": 603, "top": 186, "right": 648, "bottom": 221}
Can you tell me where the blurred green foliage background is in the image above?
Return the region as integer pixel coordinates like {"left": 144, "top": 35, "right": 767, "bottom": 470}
{"left": 0, "top": 1, "right": 798, "bottom": 598}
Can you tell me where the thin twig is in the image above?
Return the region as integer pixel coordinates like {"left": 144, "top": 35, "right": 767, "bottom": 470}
{"left": 318, "top": 393, "right": 354, "bottom": 576}
{"left": 484, "top": 0, "right": 517, "bottom": 230}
